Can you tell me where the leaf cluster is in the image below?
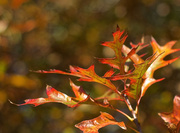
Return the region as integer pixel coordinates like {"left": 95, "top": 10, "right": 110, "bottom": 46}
{"left": 11, "top": 26, "right": 180, "bottom": 132}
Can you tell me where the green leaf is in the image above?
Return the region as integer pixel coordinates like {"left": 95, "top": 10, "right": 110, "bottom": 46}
{"left": 108, "top": 55, "right": 155, "bottom": 99}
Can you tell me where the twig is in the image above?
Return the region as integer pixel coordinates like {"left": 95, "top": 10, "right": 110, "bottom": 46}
{"left": 123, "top": 94, "right": 142, "bottom": 133}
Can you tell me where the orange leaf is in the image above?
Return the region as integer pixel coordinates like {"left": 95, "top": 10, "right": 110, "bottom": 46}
{"left": 70, "top": 79, "right": 88, "bottom": 101}
{"left": 75, "top": 112, "right": 126, "bottom": 133}
{"left": 10, "top": 85, "right": 77, "bottom": 107}
{"left": 103, "top": 68, "right": 115, "bottom": 77}
{"left": 139, "top": 38, "right": 180, "bottom": 102}
{"left": 10, "top": 81, "right": 89, "bottom": 107}
{"left": 146, "top": 38, "right": 180, "bottom": 78}
{"left": 35, "top": 65, "right": 117, "bottom": 93}
{"left": 97, "top": 25, "right": 133, "bottom": 74}
{"left": 159, "top": 95, "right": 180, "bottom": 132}
{"left": 123, "top": 37, "right": 179, "bottom": 101}
{"left": 122, "top": 44, "right": 144, "bottom": 65}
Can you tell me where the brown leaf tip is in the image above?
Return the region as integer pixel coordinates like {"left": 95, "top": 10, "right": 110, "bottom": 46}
{"left": 116, "top": 25, "right": 120, "bottom": 31}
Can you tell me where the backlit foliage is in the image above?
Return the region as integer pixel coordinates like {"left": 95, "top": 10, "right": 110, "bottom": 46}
{"left": 11, "top": 26, "right": 180, "bottom": 132}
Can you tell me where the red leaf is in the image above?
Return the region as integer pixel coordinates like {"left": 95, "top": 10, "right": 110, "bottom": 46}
{"left": 103, "top": 68, "right": 115, "bottom": 77}
{"left": 10, "top": 81, "right": 89, "bottom": 107}
{"left": 70, "top": 79, "right": 88, "bottom": 101}
{"left": 35, "top": 65, "right": 118, "bottom": 93}
{"left": 97, "top": 26, "right": 132, "bottom": 74}
{"left": 75, "top": 112, "right": 126, "bottom": 133}
{"left": 159, "top": 95, "right": 180, "bottom": 132}
{"left": 10, "top": 85, "right": 77, "bottom": 107}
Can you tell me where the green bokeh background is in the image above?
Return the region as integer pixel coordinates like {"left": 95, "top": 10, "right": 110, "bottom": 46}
{"left": 0, "top": 0, "right": 180, "bottom": 133}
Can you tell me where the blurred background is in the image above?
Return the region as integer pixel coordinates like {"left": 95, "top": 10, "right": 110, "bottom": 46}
{"left": 0, "top": 0, "right": 180, "bottom": 133}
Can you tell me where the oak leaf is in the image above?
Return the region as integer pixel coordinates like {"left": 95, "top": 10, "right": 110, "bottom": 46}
{"left": 75, "top": 112, "right": 126, "bottom": 133}
{"left": 96, "top": 26, "right": 136, "bottom": 75}
{"left": 35, "top": 65, "right": 118, "bottom": 93}
{"left": 159, "top": 95, "right": 180, "bottom": 133}
{"left": 120, "top": 37, "right": 179, "bottom": 101}
{"left": 10, "top": 80, "right": 89, "bottom": 107}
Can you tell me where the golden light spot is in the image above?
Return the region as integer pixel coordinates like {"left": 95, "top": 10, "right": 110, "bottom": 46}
{"left": 50, "top": 107, "right": 62, "bottom": 120}
{"left": 156, "top": 3, "right": 170, "bottom": 17}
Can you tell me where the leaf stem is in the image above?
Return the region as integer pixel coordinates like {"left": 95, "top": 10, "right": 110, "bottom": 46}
{"left": 91, "top": 97, "right": 133, "bottom": 121}
{"left": 114, "top": 108, "right": 133, "bottom": 121}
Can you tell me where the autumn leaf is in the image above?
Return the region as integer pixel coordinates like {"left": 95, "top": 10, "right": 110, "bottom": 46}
{"left": 10, "top": 85, "right": 77, "bottom": 107}
{"left": 11, "top": 26, "right": 179, "bottom": 133}
{"left": 122, "top": 41, "right": 147, "bottom": 65}
{"left": 138, "top": 38, "right": 180, "bottom": 103}
{"left": 159, "top": 95, "right": 180, "bottom": 133}
{"left": 96, "top": 25, "right": 137, "bottom": 74}
{"left": 122, "top": 37, "right": 179, "bottom": 101}
{"left": 108, "top": 54, "right": 157, "bottom": 99}
{"left": 75, "top": 112, "right": 126, "bottom": 133}
{"left": 124, "top": 55, "right": 155, "bottom": 99}
{"left": 146, "top": 38, "right": 180, "bottom": 78}
{"left": 35, "top": 65, "right": 118, "bottom": 94}
{"left": 10, "top": 80, "right": 89, "bottom": 107}
{"left": 70, "top": 79, "right": 89, "bottom": 101}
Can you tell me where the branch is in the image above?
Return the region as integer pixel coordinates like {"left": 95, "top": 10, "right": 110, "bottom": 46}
{"left": 123, "top": 94, "right": 142, "bottom": 133}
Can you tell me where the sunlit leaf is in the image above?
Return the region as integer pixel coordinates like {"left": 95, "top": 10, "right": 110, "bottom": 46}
{"left": 122, "top": 37, "right": 179, "bottom": 101}
{"left": 10, "top": 26, "right": 180, "bottom": 133}
{"left": 122, "top": 43, "right": 146, "bottom": 65}
{"left": 75, "top": 112, "right": 126, "bottom": 133}
{"left": 35, "top": 65, "right": 118, "bottom": 93}
{"left": 11, "top": 81, "right": 89, "bottom": 107}
{"left": 103, "top": 68, "right": 115, "bottom": 77}
{"left": 70, "top": 79, "right": 88, "bottom": 101}
{"left": 96, "top": 25, "right": 135, "bottom": 74}
{"left": 139, "top": 38, "right": 180, "bottom": 103}
{"left": 125, "top": 56, "right": 154, "bottom": 99}
{"left": 146, "top": 38, "right": 180, "bottom": 78}
{"left": 10, "top": 85, "right": 77, "bottom": 107}
{"left": 159, "top": 95, "right": 180, "bottom": 133}
{"left": 108, "top": 55, "right": 156, "bottom": 99}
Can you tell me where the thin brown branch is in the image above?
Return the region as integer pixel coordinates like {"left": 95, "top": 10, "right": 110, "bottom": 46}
{"left": 123, "top": 94, "right": 142, "bottom": 133}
